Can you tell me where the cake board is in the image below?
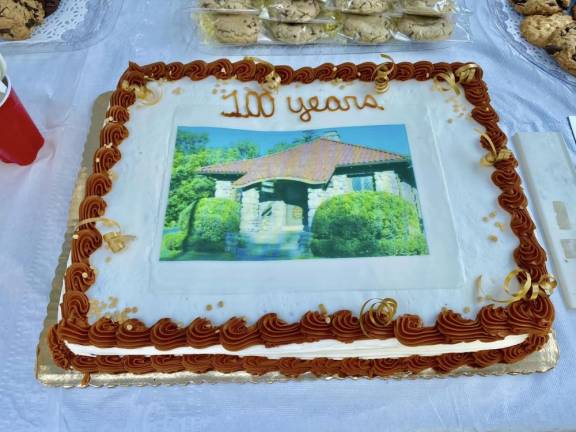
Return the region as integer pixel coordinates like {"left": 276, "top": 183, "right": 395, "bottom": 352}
{"left": 35, "top": 91, "right": 559, "bottom": 387}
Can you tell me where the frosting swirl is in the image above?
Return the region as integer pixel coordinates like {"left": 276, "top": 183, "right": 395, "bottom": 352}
{"left": 394, "top": 315, "right": 445, "bottom": 346}
{"left": 95, "top": 355, "right": 124, "bottom": 373}
{"left": 300, "top": 311, "right": 333, "bottom": 342}
{"left": 330, "top": 310, "right": 364, "bottom": 343}
{"left": 219, "top": 317, "right": 262, "bottom": 351}
{"left": 436, "top": 310, "right": 496, "bottom": 343}
{"left": 405, "top": 355, "right": 436, "bottom": 374}
{"left": 339, "top": 358, "right": 372, "bottom": 378}
{"left": 182, "top": 355, "right": 213, "bottom": 373}
{"left": 186, "top": 317, "right": 219, "bottom": 348}
{"left": 71, "top": 229, "right": 102, "bottom": 263}
{"left": 61, "top": 291, "right": 90, "bottom": 322}
{"left": 88, "top": 317, "right": 119, "bottom": 348}
{"left": 242, "top": 356, "right": 278, "bottom": 376}
{"left": 356, "top": 62, "right": 377, "bottom": 82}
{"left": 151, "top": 355, "right": 185, "bottom": 373}
{"left": 434, "top": 353, "right": 471, "bottom": 373}
{"left": 110, "top": 89, "right": 136, "bottom": 108}
{"left": 314, "top": 63, "right": 337, "bottom": 81}
{"left": 184, "top": 60, "right": 208, "bottom": 81}
{"left": 100, "top": 123, "right": 128, "bottom": 147}
{"left": 166, "top": 62, "right": 185, "bottom": 81}
{"left": 150, "top": 318, "right": 187, "bottom": 351}
{"left": 123, "top": 356, "right": 155, "bottom": 374}
{"left": 86, "top": 173, "right": 112, "bottom": 197}
{"left": 64, "top": 262, "right": 95, "bottom": 292}
{"left": 211, "top": 354, "right": 243, "bottom": 374}
{"left": 70, "top": 356, "right": 99, "bottom": 373}
{"left": 478, "top": 305, "right": 510, "bottom": 338}
{"left": 47, "top": 325, "right": 73, "bottom": 369}
{"left": 116, "top": 319, "right": 151, "bottom": 348}
{"left": 105, "top": 106, "right": 130, "bottom": 123}
{"left": 93, "top": 146, "right": 121, "bottom": 173}
{"left": 78, "top": 196, "right": 106, "bottom": 228}
{"left": 472, "top": 349, "right": 502, "bottom": 368}
{"left": 257, "top": 313, "right": 304, "bottom": 347}
{"left": 372, "top": 358, "right": 403, "bottom": 377}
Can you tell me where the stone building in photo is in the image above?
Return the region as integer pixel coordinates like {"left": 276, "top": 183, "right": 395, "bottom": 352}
{"left": 197, "top": 138, "right": 420, "bottom": 235}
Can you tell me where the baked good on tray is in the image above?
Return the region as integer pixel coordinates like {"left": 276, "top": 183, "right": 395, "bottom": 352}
{"left": 48, "top": 58, "right": 555, "bottom": 383}
{"left": 0, "top": 0, "right": 60, "bottom": 40}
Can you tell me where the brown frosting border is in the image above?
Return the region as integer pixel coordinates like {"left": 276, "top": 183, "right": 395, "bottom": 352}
{"left": 48, "top": 59, "right": 554, "bottom": 379}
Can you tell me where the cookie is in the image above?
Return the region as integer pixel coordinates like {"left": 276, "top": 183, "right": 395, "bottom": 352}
{"left": 510, "top": 0, "right": 569, "bottom": 16}
{"left": 396, "top": 15, "right": 453, "bottom": 40}
{"left": 41, "top": 0, "right": 60, "bottom": 17}
{"left": 267, "top": 21, "right": 330, "bottom": 43}
{"left": 545, "top": 21, "right": 576, "bottom": 55}
{"left": 268, "top": 0, "right": 321, "bottom": 22}
{"left": 0, "top": 0, "right": 44, "bottom": 40}
{"left": 554, "top": 45, "right": 576, "bottom": 75}
{"left": 520, "top": 13, "right": 573, "bottom": 48}
{"left": 212, "top": 14, "right": 261, "bottom": 44}
{"left": 334, "top": 0, "right": 393, "bottom": 14}
{"left": 401, "top": 0, "right": 455, "bottom": 16}
{"left": 341, "top": 13, "right": 394, "bottom": 43}
{"left": 200, "top": 0, "right": 256, "bottom": 10}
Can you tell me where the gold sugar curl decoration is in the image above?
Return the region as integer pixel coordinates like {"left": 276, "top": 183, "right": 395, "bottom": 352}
{"left": 373, "top": 54, "right": 395, "bottom": 94}
{"left": 433, "top": 63, "right": 481, "bottom": 95}
{"left": 477, "top": 269, "right": 557, "bottom": 304}
{"left": 244, "top": 56, "right": 282, "bottom": 94}
{"left": 476, "top": 129, "right": 512, "bottom": 167}
{"left": 359, "top": 297, "right": 398, "bottom": 337}
{"left": 75, "top": 217, "right": 136, "bottom": 253}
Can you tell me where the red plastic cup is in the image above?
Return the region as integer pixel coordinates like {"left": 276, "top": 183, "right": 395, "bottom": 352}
{"left": 0, "top": 76, "right": 44, "bottom": 165}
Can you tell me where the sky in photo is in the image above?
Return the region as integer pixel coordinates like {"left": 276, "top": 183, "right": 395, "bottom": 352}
{"left": 178, "top": 124, "right": 411, "bottom": 157}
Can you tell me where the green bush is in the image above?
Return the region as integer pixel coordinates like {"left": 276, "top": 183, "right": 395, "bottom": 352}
{"left": 311, "top": 191, "right": 428, "bottom": 258}
{"left": 188, "top": 198, "right": 241, "bottom": 252}
{"left": 160, "top": 231, "right": 187, "bottom": 260}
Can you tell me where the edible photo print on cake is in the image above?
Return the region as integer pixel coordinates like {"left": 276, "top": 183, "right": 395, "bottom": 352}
{"left": 160, "top": 125, "right": 429, "bottom": 261}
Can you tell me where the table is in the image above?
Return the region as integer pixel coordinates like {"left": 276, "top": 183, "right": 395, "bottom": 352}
{"left": 1, "top": 1, "right": 575, "bottom": 430}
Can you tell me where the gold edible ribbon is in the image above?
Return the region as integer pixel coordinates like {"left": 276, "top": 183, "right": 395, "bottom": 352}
{"left": 454, "top": 63, "right": 481, "bottom": 84}
{"left": 433, "top": 70, "right": 461, "bottom": 96}
{"left": 476, "top": 130, "right": 512, "bottom": 166}
{"left": 477, "top": 269, "right": 557, "bottom": 304}
{"left": 75, "top": 217, "right": 136, "bottom": 254}
{"left": 245, "top": 56, "right": 281, "bottom": 94}
{"left": 433, "top": 63, "right": 481, "bottom": 96}
{"left": 373, "top": 54, "right": 395, "bottom": 94}
{"left": 359, "top": 297, "right": 398, "bottom": 337}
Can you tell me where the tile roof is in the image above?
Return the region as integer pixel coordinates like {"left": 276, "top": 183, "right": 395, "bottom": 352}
{"left": 198, "top": 138, "right": 406, "bottom": 187}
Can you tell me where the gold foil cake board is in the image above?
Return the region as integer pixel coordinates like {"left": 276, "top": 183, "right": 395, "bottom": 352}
{"left": 36, "top": 92, "right": 559, "bottom": 387}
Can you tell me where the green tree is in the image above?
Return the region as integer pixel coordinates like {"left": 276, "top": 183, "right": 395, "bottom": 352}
{"left": 188, "top": 198, "right": 241, "bottom": 252}
{"left": 175, "top": 130, "right": 208, "bottom": 154}
{"left": 311, "top": 191, "right": 428, "bottom": 258}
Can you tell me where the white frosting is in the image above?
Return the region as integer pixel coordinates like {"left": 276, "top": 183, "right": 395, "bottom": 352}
{"left": 61, "top": 73, "right": 534, "bottom": 360}
{"left": 66, "top": 335, "right": 528, "bottom": 360}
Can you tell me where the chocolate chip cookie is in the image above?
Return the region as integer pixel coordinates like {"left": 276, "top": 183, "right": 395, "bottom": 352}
{"left": 341, "top": 13, "right": 394, "bottom": 43}
{"left": 267, "top": 21, "right": 330, "bottom": 43}
{"left": 212, "top": 14, "right": 261, "bottom": 44}
{"left": 334, "top": 0, "right": 393, "bottom": 14}
{"left": 0, "top": 0, "right": 44, "bottom": 40}
{"left": 268, "top": 0, "right": 321, "bottom": 22}
{"left": 401, "top": 0, "right": 455, "bottom": 16}
{"left": 545, "top": 21, "right": 576, "bottom": 55}
{"left": 397, "top": 14, "right": 453, "bottom": 40}
{"left": 520, "top": 13, "right": 573, "bottom": 48}
{"left": 554, "top": 45, "right": 576, "bottom": 75}
{"left": 510, "top": 0, "right": 570, "bottom": 16}
{"left": 200, "top": 0, "right": 256, "bottom": 10}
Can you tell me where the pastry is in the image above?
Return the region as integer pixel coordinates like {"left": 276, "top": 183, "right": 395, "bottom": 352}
{"left": 48, "top": 58, "right": 556, "bottom": 382}
{"left": 200, "top": 0, "right": 256, "bottom": 9}
{"left": 212, "top": 14, "right": 261, "bottom": 44}
{"left": 554, "top": 45, "right": 576, "bottom": 75}
{"left": 0, "top": 0, "right": 44, "bottom": 40}
{"left": 267, "top": 21, "right": 330, "bottom": 43}
{"left": 510, "top": 0, "right": 570, "bottom": 16}
{"left": 268, "top": 0, "right": 321, "bottom": 22}
{"left": 401, "top": 0, "right": 456, "bottom": 16}
{"left": 520, "top": 13, "right": 573, "bottom": 48}
{"left": 334, "top": 0, "right": 393, "bottom": 14}
{"left": 341, "top": 13, "right": 394, "bottom": 43}
{"left": 544, "top": 21, "right": 576, "bottom": 55}
{"left": 397, "top": 14, "right": 453, "bottom": 40}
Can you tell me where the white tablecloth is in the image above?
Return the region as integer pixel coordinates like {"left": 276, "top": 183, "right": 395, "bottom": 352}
{"left": 1, "top": 1, "right": 575, "bottom": 430}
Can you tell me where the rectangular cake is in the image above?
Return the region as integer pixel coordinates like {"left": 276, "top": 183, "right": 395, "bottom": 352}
{"left": 48, "top": 58, "right": 555, "bottom": 381}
